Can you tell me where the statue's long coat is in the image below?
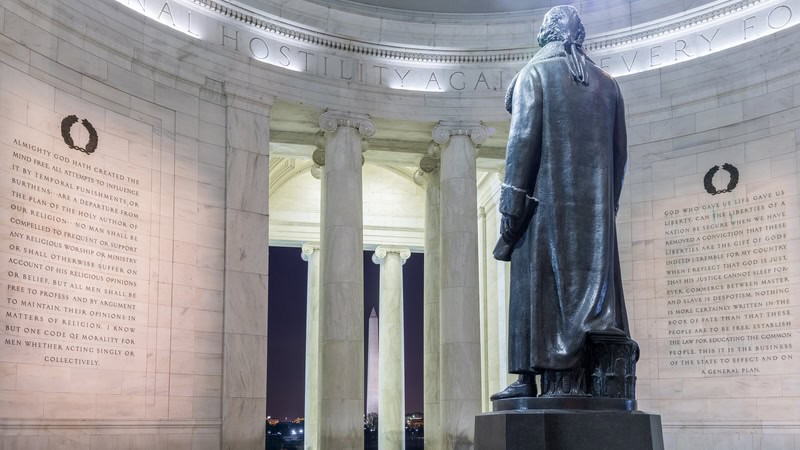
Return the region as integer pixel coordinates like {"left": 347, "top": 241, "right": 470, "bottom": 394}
{"left": 499, "top": 42, "right": 629, "bottom": 372}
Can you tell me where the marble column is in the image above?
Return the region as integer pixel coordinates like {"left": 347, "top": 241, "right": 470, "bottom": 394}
{"left": 302, "top": 243, "right": 321, "bottom": 450}
{"left": 372, "top": 246, "right": 412, "bottom": 450}
{"left": 433, "top": 121, "right": 487, "bottom": 448}
{"left": 317, "top": 110, "right": 375, "bottom": 449}
{"left": 414, "top": 142, "right": 442, "bottom": 450}
{"left": 496, "top": 170, "right": 515, "bottom": 389}
{"left": 478, "top": 206, "right": 490, "bottom": 413}
{"left": 221, "top": 84, "right": 272, "bottom": 450}
{"left": 480, "top": 171, "right": 511, "bottom": 400}
{"left": 366, "top": 308, "right": 379, "bottom": 419}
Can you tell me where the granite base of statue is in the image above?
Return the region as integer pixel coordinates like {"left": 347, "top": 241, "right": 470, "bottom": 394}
{"left": 474, "top": 334, "right": 664, "bottom": 450}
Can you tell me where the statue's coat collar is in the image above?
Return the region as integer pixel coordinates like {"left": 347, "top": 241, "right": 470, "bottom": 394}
{"left": 530, "top": 41, "right": 569, "bottom": 62}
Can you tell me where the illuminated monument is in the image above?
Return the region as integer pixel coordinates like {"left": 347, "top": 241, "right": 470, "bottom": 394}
{"left": 366, "top": 308, "right": 379, "bottom": 418}
{"left": 2, "top": 0, "right": 800, "bottom": 448}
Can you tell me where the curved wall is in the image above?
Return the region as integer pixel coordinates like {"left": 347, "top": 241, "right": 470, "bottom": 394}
{"left": 615, "top": 22, "right": 800, "bottom": 448}
{"left": 233, "top": 0, "right": 726, "bottom": 48}
{"left": 0, "top": 0, "right": 798, "bottom": 448}
{"left": 17, "top": 0, "right": 792, "bottom": 122}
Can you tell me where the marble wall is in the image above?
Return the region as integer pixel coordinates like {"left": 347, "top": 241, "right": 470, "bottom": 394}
{"left": 0, "top": 0, "right": 270, "bottom": 448}
{"left": 616, "top": 23, "right": 800, "bottom": 450}
{"left": 4, "top": 0, "right": 800, "bottom": 448}
{"left": 0, "top": 50, "right": 222, "bottom": 450}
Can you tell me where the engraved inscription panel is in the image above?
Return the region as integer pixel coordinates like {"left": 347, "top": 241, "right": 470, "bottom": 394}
{"left": 0, "top": 109, "right": 156, "bottom": 376}
{"left": 654, "top": 179, "right": 799, "bottom": 379}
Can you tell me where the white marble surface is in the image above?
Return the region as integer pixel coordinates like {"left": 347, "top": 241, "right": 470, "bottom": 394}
{"left": 5, "top": 0, "right": 800, "bottom": 447}
{"left": 609, "top": 20, "right": 800, "bottom": 448}
{"left": 372, "top": 246, "right": 410, "bottom": 450}
{"left": 301, "top": 243, "right": 321, "bottom": 450}
{"left": 318, "top": 113, "right": 371, "bottom": 449}
{"left": 0, "top": 15, "right": 227, "bottom": 445}
{"left": 437, "top": 129, "right": 483, "bottom": 448}
{"left": 21, "top": 0, "right": 783, "bottom": 131}
{"left": 366, "top": 308, "right": 379, "bottom": 417}
{"left": 223, "top": 272, "right": 268, "bottom": 336}
{"left": 421, "top": 160, "right": 443, "bottom": 450}
{"left": 222, "top": 87, "right": 271, "bottom": 450}
{"left": 476, "top": 174, "right": 513, "bottom": 411}
{"left": 226, "top": 148, "right": 270, "bottom": 216}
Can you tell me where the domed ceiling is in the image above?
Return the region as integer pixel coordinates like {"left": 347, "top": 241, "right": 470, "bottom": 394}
{"left": 307, "top": 0, "right": 720, "bottom": 19}
{"left": 322, "top": 0, "right": 552, "bottom": 14}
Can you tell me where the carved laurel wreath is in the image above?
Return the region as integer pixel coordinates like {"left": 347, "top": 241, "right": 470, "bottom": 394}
{"left": 60, "top": 115, "right": 98, "bottom": 155}
{"left": 703, "top": 163, "right": 739, "bottom": 195}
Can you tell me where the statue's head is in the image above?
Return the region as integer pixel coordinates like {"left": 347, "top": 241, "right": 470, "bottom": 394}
{"left": 537, "top": 5, "right": 585, "bottom": 47}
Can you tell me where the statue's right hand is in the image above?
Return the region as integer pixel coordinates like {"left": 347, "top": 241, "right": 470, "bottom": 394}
{"left": 493, "top": 237, "right": 513, "bottom": 261}
{"left": 495, "top": 215, "right": 521, "bottom": 261}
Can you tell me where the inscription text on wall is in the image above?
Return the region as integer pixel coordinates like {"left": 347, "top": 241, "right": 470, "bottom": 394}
{"left": 114, "top": 0, "right": 800, "bottom": 92}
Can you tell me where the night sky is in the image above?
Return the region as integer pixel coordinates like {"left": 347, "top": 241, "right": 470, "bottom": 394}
{"left": 266, "top": 246, "right": 424, "bottom": 420}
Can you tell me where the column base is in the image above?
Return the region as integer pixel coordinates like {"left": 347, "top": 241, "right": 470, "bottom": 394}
{"left": 474, "top": 409, "right": 664, "bottom": 450}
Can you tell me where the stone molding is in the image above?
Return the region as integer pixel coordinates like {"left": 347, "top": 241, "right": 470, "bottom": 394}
{"left": 192, "top": 0, "right": 776, "bottom": 63}
{"left": 269, "top": 157, "right": 316, "bottom": 195}
{"left": 0, "top": 419, "right": 222, "bottom": 432}
{"left": 584, "top": 0, "right": 773, "bottom": 52}
{"left": 316, "top": 111, "right": 374, "bottom": 167}
{"left": 432, "top": 121, "right": 488, "bottom": 146}
{"left": 192, "top": 0, "right": 538, "bottom": 63}
{"left": 301, "top": 242, "right": 321, "bottom": 261}
{"left": 222, "top": 82, "right": 274, "bottom": 115}
{"left": 319, "top": 110, "right": 376, "bottom": 137}
{"left": 54, "top": 0, "right": 795, "bottom": 112}
{"left": 372, "top": 246, "right": 412, "bottom": 265}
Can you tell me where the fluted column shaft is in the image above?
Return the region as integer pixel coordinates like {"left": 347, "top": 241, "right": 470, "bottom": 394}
{"left": 317, "top": 111, "right": 374, "bottom": 449}
{"left": 372, "top": 246, "right": 411, "bottom": 450}
{"left": 434, "top": 122, "right": 487, "bottom": 449}
{"left": 302, "top": 243, "right": 321, "bottom": 450}
{"left": 417, "top": 144, "right": 442, "bottom": 450}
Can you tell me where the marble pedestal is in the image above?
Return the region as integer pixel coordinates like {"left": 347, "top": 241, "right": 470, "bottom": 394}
{"left": 474, "top": 409, "right": 664, "bottom": 450}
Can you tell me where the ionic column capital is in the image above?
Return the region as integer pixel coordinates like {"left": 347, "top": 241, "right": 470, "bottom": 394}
{"left": 432, "top": 121, "right": 488, "bottom": 146}
{"left": 419, "top": 141, "right": 442, "bottom": 173}
{"left": 372, "top": 246, "right": 412, "bottom": 265}
{"left": 301, "top": 242, "right": 321, "bottom": 261}
{"left": 415, "top": 141, "right": 442, "bottom": 186}
{"left": 319, "top": 110, "right": 376, "bottom": 138}
{"left": 312, "top": 130, "right": 327, "bottom": 168}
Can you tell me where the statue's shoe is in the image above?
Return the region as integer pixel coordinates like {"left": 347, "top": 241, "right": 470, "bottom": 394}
{"left": 490, "top": 374, "right": 537, "bottom": 401}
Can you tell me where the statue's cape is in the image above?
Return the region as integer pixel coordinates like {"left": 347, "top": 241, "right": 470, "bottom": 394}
{"left": 505, "top": 42, "right": 595, "bottom": 113}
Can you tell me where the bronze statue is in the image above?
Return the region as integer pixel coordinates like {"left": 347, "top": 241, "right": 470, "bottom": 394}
{"left": 492, "top": 5, "right": 637, "bottom": 402}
